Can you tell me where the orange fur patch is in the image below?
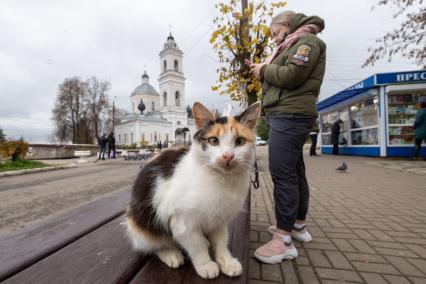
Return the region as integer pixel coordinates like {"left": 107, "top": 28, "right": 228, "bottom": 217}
{"left": 126, "top": 215, "right": 166, "bottom": 243}
{"left": 204, "top": 117, "right": 255, "bottom": 142}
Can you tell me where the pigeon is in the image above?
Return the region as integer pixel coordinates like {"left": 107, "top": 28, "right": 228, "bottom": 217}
{"left": 335, "top": 162, "right": 348, "bottom": 173}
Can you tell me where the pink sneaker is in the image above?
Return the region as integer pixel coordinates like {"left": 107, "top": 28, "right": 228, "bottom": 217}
{"left": 254, "top": 233, "right": 298, "bottom": 264}
{"left": 268, "top": 225, "right": 313, "bottom": 243}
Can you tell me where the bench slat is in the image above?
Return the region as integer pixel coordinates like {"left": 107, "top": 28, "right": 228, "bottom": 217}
{"left": 0, "top": 188, "right": 131, "bottom": 282}
{"left": 3, "top": 216, "right": 147, "bottom": 284}
{"left": 130, "top": 195, "right": 250, "bottom": 284}
{"left": 1, "top": 189, "right": 250, "bottom": 283}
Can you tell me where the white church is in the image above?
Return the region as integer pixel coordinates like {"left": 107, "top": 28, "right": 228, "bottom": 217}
{"left": 114, "top": 34, "right": 196, "bottom": 146}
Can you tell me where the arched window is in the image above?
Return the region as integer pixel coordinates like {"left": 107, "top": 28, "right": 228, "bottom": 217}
{"left": 151, "top": 101, "right": 155, "bottom": 111}
{"left": 163, "top": 60, "right": 167, "bottom": 72}
{"left": 174, "top": 59, "right": 179, "bottom": 72}
{"left": 163, "top": 92, "right": 167, "bottom": 106}
{"left": 175, "top": 91, "right": 180, "bottom": 106}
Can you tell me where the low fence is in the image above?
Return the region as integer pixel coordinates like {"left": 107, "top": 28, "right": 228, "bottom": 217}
{"left": 27, "top": 144, "right": 99, "bottom": 160}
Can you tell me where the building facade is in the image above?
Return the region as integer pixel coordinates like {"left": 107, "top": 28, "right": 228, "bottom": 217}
{"left": 318, "top": 70, "right": 426, "bottom": 157}
{"left": 114, "top": 34, "right": 195, "bottom": 147}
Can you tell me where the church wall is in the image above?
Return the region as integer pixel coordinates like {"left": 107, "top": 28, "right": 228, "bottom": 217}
{"left": 114, "top": 120, "right": 174, "bottom": 147}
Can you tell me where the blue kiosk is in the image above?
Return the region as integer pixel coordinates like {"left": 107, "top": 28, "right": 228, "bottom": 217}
{"left": 317, "top": 70, "right": 426, "bottom": 157}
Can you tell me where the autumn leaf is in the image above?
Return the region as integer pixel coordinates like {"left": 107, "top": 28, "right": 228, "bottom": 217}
{"left": 210, "top": 0, "right": 285, "bottom": 106}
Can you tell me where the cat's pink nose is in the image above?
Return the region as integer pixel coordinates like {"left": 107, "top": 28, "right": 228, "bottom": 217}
{"left": 222, "top": 154, "right": 235, "bottom": 164}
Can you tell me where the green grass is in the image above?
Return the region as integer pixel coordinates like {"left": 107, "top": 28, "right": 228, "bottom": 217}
{"left": 0, "top": 160, "right": 50, "bottom": 172}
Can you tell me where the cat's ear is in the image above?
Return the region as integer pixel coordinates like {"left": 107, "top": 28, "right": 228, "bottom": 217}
{"left": 237, "top": 102, "right": 261, "bottom": 130}
{"left": 193, "top": 102, "right": 215, "bottom": 129}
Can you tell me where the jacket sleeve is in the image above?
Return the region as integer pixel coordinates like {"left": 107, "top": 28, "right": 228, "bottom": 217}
{"left": 261, "top": 40, "right": 321, "bottom": 89}
{"left": 414, "top": 110, "right": 424, "bottom": 129}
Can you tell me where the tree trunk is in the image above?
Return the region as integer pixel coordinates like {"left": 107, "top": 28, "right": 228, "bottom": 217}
{"left": 240, "top": 0, "right": 254, "bottom": 107}
{"left": 247, "top": 89, "right": 258, "bottom": 106}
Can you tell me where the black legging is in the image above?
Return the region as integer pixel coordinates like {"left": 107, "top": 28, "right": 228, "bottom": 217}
{"left": 268, "top": 115, "right": 314, "bottom": 232}
{"left": 310, "top": 133, "right": 318, "bottom": 156}
{"left": 332, "top": 143, "right": 339, "bottom": 155}
{"left": 413, "top": 138, "right": 425, "bottom": 158}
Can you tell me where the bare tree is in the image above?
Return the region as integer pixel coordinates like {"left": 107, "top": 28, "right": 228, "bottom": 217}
{"left": 85, "top": 77, "right": 111, "bottom": 139}
{"left": 364, "top": 0, "right": 426, "bottom": 68}
{"left": 104, "top": 107, "right": 128, "bottom": 133}
{"left": 0, "top": 126, "right": 6, "bottom": 142}
{"left": 52, "top": 76, "right": 114, "bottom": 144}
{"left": 52, "top": 77, "right": 86, "bottom": 143}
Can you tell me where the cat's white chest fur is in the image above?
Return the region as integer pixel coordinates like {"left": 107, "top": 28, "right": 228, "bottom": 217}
{"left": 153, "top": 152, "right": 251, "bottom": 233}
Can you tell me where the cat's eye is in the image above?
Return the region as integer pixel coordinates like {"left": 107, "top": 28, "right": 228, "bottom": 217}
{"left": 235, "top": 137, "right": 246, "bottom": 146}
{"left": 208, "top": 137, "right": 219, "bottom": 146}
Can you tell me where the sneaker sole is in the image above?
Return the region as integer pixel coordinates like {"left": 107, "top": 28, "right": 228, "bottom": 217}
{"left": 254, "top": 248, "right": 298, "bottom": 264}
{"left": 267, "top": 226, "right": 313, "bottom": 243}
{"left": 292, "top": 234, "right": 312, "bottom": 243}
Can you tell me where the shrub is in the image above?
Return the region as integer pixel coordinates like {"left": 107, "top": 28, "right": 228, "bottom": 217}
{"left": 256, "top": 116, "right": 269, "bottom": 141}
{"left": 0, "top": 138, "right": 29, "bottom": 161}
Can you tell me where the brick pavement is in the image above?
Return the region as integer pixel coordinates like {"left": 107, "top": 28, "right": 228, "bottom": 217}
{"left": 249, "top": 146, "right": 426, "bottom": 284}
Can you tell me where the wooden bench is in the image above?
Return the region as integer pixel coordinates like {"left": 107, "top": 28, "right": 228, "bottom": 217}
{"left": 0, "top": 187, "right": 250, "bottom": 283}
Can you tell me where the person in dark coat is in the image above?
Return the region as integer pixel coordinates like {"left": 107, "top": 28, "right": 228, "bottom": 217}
{"left": 331, "top": 119, "right": 342, "bottom": 155}
{"left": 107, "top": 132, "right": 116, "bottom": 159}
{"left": 309, "top": 120, "right": 319, "bottom": 156}
{"left": 412, "top": 101, "right": 426, "bottom": 160}
{"left": 98, "top": 134, "right": 107, "bottom": 160}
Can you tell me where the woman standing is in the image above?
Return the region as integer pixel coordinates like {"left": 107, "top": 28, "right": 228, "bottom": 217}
{"left": 249, "top": 11, "right": 326, "bottom": 264}
{"left": 412, "top": 101, "right": 426, "bottom": 160}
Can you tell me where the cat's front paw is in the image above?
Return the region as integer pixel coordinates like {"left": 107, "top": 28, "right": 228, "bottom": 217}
{"left": 156, "top": 249, "right": 185, "bottom": 268}
{"left": 195, "top": 261, "right": 220, "bottom": 279}
{"left": 219, "top": 258, "right": 242, "bottom": 277}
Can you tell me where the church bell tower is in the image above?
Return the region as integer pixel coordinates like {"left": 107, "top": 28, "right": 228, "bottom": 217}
{"left": 158, "top": 33, "right": 188, "bottom": 132}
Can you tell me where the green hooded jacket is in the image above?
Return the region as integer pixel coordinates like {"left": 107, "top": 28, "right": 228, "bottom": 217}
{"left": 260, "top": 13, "right": 326, "bottom": 117}
{"left": 414, "top": 107, "right": 426, "bottom": 139}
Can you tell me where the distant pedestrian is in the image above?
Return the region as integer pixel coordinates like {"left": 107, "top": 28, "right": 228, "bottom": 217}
{"left": 98, "top": 134, "right": 107, "bottom": 160}
{"left": 158, "top": 141, "right": 163, "bottom": 151}
{"left": 107, "top": 132, "right": 116, "bottom": 159}
{"left": 310, "top": 120, "right": 319, "bottom": 156}
{"left": 412, "top": 101, "right": 426, "bottom": 160}
{"left": 331, "top": 119, "right": 343, "bottom": 155}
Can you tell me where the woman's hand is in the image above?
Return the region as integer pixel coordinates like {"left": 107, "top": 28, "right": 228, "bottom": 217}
{"left": 249, "top": 63, "right": 266, "bottom": 80}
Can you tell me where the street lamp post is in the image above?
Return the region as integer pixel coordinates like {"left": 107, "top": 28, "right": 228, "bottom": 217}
{"left": 112, "top": 96, "right": 118, "bottom": 132}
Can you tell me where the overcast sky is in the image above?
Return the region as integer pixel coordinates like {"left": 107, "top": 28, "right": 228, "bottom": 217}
{"left": 0, "top": 0, "right": 421, "bottom": 142}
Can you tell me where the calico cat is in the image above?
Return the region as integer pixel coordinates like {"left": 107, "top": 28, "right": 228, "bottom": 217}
{"left": 125, "top": 101, "right": 260, "bottom": 279}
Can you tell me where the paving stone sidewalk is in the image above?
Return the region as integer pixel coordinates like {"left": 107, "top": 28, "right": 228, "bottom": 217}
{"left": 249, "top": 147, "right": 426, "bottom": 284}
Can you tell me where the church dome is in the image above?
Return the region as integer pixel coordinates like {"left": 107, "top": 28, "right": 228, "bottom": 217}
{"left": 130, "top": 71, "right": 159, "bottom": 97}
{"left": 163, "top": 33, "right": 179, "bottom": 50}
